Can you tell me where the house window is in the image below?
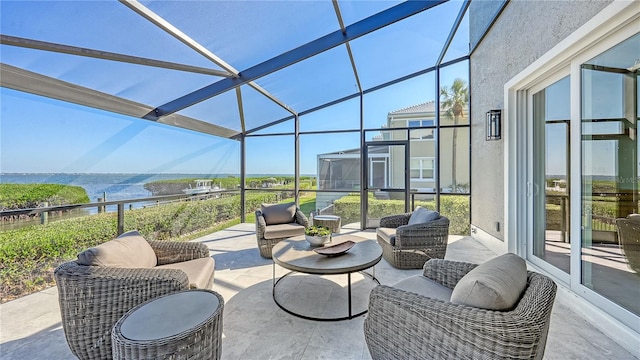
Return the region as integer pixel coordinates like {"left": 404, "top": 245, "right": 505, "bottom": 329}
{"left": 409, "top": 119, "right": 435, "bottom": 140}
{"left": 407, "top": 119, "right": 435, "bottom": 127}
{"left": 410, "top": 158, "right": 434, "bottom": 180}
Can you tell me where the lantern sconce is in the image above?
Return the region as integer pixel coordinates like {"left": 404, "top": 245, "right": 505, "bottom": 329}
{"left": 486, "top": 109, "right": 501, "bottom": 141}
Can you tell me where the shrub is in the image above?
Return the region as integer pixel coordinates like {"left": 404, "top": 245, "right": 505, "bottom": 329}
{"left": 0, "top": 191, "right": 280, "bottom": 302}
{"left": 333, "top": 194, "right": 470, "bottom": 235}
{"left": 439, "top": 195, "right": 470, "bottom": 235}
{"left": 0, "top": 184, "right": 89, "bottom": 210}
{"left": 305, "top": 226, "right": 331, "bottom": 237}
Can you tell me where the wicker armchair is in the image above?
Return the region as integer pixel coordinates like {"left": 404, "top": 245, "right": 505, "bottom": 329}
{"left": 615, "top": 217, "right": 640, "bottom": 274}
{"left": 364, "top": 259, "right": 557, "bottom": 360}
{"left": 376, "top": 212, "right": 450, "bottom": 269}
{"left": 54, "top": 239, "right": 212, "bottom": 360}
{"left": 255, "top": 202, "right": 309, "bottom": 258}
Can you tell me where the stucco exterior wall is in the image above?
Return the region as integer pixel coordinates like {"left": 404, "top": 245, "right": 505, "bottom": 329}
{"left": 469, "top": 0, "right": 612, "bottom": 241}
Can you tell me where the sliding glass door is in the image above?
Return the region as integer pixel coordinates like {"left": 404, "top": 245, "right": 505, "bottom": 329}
{"left": 531, "top": 76, "right": 571, "bottom": 278}
{"left": 526, "top": 32, "right": 640, "bottom": 322}
{"left": 580, "top": 33, "right": 639, "bottom": 316}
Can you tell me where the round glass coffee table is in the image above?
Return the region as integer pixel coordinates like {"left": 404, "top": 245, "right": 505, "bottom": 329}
{"left": 271, "top": 234, "right": 382, "bottom": 321}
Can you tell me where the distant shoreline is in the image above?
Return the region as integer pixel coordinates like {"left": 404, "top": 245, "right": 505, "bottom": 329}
{"left": 0, "top": 172, "right": 317, "bottom": 177}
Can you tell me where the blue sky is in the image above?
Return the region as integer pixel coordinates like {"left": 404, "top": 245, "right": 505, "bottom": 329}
{"left": 1, "top": 68, "right": 452, "bottom": 175}
{"left": 0, "top": 0, "right": 471, "bottom": 176}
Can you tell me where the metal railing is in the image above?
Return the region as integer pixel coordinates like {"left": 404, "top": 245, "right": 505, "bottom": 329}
{"left": 547, "top": 192, "right": 639, "bottom": 243}
{"left": 0, "top": 190, "right": 239, "bottom": 234}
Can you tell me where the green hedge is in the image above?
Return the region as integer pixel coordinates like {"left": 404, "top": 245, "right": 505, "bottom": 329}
{"left": 0, "top": 192, "right": 279, "bottom": 302}
{"left": 440, "top": 196, "right": 471, "bottom": 235}
{"left": 0, "top": 184, "right": 89, "bottom": 210}
{"left": 333, "top": 194, "right": 470, "bottom": 235}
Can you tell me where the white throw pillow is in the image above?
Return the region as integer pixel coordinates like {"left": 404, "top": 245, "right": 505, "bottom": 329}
{"left": 450, "top": 253, "right": 527, "bottom": 311}
{"left": 77, "top": 230, "right": 157, "bottom": 268}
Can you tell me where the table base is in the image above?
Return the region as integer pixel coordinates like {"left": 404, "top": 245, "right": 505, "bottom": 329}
{"left": 272, "top": 268, "right": 380, "bottom": 322}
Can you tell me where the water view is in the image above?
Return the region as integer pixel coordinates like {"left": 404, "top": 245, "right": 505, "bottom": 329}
{"left": 0, "top": 173, "right": 233, "bottom": 202}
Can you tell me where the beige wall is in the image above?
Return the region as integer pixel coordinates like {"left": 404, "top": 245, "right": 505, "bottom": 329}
{"left": 470, "top": 0, "right": 612, "bottom": 240}
{"left": 388, "top": 115, "right": 469, "bottom": 191}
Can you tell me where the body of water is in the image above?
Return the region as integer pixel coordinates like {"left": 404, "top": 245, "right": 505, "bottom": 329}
{"left": 0, "top": 173, "right": 237, "bottom": 229}
{"left": 0, "top": 173, "right": 229, "bottom": 203}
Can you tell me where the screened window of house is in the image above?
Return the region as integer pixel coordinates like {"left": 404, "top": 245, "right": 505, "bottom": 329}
{"left": 410, "top": 158, "right": 434, "bottom": 179}
{"left": 407, "top": 119, "right": 435, "bottom": 127}
{"left": 409, "top": 120, "right": 435, "bottom": 140}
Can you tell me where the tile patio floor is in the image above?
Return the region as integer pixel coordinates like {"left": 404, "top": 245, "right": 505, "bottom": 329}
{"left": 1, "top": 223, "right": 638, "bottom": 359}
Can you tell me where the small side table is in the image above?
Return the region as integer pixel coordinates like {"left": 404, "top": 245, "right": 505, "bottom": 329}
{"left": 112, "top": 289, "right": 224, "bottom": 360}
{"left": 313, "top": 215, "right": 342, "bottom": 234}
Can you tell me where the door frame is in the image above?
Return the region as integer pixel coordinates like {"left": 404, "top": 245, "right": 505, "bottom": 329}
{"left": 362, "top": 140, "right": 410, "bottom": 229}
{"left": 504, "top": 1, "right": 639, "bottom": 334}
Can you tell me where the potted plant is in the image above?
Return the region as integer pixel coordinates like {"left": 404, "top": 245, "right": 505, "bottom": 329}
{"left": 305, "top": 225, "right": 331, "bottom": 246}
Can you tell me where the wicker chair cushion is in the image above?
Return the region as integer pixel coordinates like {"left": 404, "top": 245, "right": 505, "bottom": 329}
{"left": 263, "top": 223, "right": 306, "bottom": 239}
{"left": 77, "top": 230, "right": 157, "bottom": 268}
{"left": 450, "top": 253, "right": 527, "bottom": 310}
{"left": 392, "top": 275, "right": 453, "bottom": 301}
{"left": 376, "top": 227, "right": 397, "bottom": 246}
{"left": 407, "top": 206, "right": 440, "bottom": 225}
{"left": 156, "top": 257, "right": 214, "bottom": 289}
{"left": 261, "top": 202, "right": 296, "bottom": 225}
{"left": 627, "top": 214, "right": 640, "bottom": 223}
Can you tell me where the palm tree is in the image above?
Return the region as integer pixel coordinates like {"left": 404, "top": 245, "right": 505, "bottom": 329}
{"left": 440, "top": 78, "right": 469, "bottom": 191}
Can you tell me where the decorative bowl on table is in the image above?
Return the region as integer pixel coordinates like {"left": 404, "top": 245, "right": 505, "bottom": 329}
{"left": 313, "top": 240, "right": 355, "bottom": 257}
{"left": 305, "top": 226, "right": 331, "bottom": 246}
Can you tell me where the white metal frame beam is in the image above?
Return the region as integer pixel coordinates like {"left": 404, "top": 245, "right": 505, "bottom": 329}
{"left": 332, "top": 0, "right": 362, "bottom": 94}
{"left": 120, "top": 0, "right": 297, "bottom": 117}
{"left": 0, "top": 35, "right": 231, "bottom": 77}
{"left": 0, "top": 63, "right": 240, "bottom": 138}
{"left": 142, "top": 0, "right": 446, "bottom": 120}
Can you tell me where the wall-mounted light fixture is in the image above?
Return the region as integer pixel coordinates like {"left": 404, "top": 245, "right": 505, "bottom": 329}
{"left": 486, "top": 109, "right": 501, "bottom": 141}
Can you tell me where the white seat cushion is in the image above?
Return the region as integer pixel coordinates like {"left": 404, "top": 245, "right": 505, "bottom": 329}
{"left": 156, "top": 257, "right": 214, "bottom": 289}
{"left": 263, "top": 223, "right": 306, "bottom": 239}
{"left": 393, "top": 275, "right": 453, "bottom": 301}
{"left": 376, "top": 227, "right": 397, "bottom": 246}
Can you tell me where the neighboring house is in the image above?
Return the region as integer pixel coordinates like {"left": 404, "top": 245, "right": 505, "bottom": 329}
{"left": 315, "top": 145, "right": 387, "bottom": 212}
{"left": 316, "top": 101, "right": 470, "bottom": 210}
{"left": 385, "top": 101, "right": 469, "bottom": 193}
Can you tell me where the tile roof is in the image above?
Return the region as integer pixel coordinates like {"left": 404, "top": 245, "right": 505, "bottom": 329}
{"left": 388, "top": 101, "right": 436, "bottom": 115}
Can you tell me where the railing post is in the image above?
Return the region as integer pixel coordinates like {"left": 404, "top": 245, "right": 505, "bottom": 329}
{"left": 117, "top": 203, "right": 124, "bottom": 235}
{"left": 97, "top": 197, "right": 103, "bottom": 213}
{"left": 564, "top": 196, "right": 570, "bottom": 243}
{"left": 560, "top": 196, "right": 567, "bottom": 243}
{"left": 40, "top": 202, "right": 48, "bottom": 225}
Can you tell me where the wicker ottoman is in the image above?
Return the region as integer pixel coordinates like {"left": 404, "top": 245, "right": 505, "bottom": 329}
{"left": 112, "top": 289, "right": 224, "bottom": 360}
{"left": 313, "top": 215, "right": 342, "bottom": 234}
